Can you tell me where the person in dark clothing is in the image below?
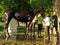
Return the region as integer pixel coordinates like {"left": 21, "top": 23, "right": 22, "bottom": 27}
{"left": 51, "top": 12, "right": 59, "bottom": 39}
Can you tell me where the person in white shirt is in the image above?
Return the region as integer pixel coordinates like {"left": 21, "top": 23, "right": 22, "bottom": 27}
{"left": 45, "top": 13, "right": 50, "bottom": 39}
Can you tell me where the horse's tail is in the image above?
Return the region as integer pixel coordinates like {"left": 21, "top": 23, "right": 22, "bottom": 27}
{"left": 4, "top": 12, "right": 8, "bottom": 29}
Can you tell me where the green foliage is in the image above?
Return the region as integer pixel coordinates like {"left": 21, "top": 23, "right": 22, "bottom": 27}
{"left": 0, "top": 0, "right": 55, "bottom": 20}
{"left": 0, "top": 0, "right": 31, "bottom": 21}
{"left": 30, "top": 0, "right": 54, "bottom": 12}
{"left": 0, "top": 22, "right": 4, "bottom": 31}
{"left": 44, "top": 0, "right": 54, "bottom": 13}
{"left": 30, "top": 0, "right": 44, "bottom": 8}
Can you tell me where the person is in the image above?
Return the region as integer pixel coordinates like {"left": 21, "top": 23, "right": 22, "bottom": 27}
{"left": 51, "top": 11, "right": 59, "bottom": 38}
{"left": 37, "top": 11, "right": 44, "bottom": 38}
{"left": 44, "top": 13, "right": 50, "bottom": 39}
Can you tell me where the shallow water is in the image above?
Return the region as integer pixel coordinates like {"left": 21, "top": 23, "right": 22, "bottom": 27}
{"left": 1, "top": 35, "right": 60, "bottom": 45}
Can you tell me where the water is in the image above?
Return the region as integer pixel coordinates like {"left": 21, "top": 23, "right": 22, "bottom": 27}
{"left": 1, "top": 35, "right": 60, "bottom": 45}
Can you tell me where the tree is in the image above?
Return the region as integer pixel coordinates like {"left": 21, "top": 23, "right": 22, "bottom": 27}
{"left": 0, "top": 0, "right": 31, "bottom": 21}
{"left": 0, "top": 0, "right": 55, "bottom": 20}
{"left": 0, "top": 0, "right": 31, "bottom": 10}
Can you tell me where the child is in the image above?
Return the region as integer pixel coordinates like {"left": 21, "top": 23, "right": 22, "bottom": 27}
{"left": 37, "top": 12, "right": 44, "bottom": 38}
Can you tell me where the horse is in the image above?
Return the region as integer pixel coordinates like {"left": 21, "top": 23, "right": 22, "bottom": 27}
{"left": 4, "top": 7, "right": 44, "bottom": 40}
{"left": 4, "top": 8, "right": 35, "bottom": 40}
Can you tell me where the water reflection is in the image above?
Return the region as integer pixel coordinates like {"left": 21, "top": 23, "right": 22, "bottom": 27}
{"left": 1, "top": 36, "right": 60, "bottom": 45}
{"left": 51, "top": 37, "right": 57, "bottom": 45}
{"left": 50, "top": 37, "right": 60, "bottom": 45}
{"left": 56, "top": 38, "right": 60, "bottom": 45}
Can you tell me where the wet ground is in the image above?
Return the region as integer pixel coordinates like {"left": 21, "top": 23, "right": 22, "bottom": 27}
{"left": 0, "top": 34, "right": 60, "bottom": 45}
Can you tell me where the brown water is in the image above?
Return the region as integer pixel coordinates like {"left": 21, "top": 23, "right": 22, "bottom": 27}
{"left": 0, "top": 35, "right": 60, "bottom": 45}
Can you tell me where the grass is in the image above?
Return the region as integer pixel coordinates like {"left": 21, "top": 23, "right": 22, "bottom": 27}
{"left": 0, "top": 22, "right": 45, "bottom": 33}
{"left": 0, "top": 22, "right": 4, "bottom": 32}
{"left": 0, "top": 22, "right": 45, "bottom": 36}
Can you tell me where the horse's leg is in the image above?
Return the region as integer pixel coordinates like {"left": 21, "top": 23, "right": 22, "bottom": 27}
{"left": 28, "top": 22, "right": 34, "bottom": 39}
{"left": 4, "top": 15, "right": 12, "bottom": 40}
{"left": 31, "top": 22, "right": 35, "bottom": 38}
{"left": 29, "top": 23, "right": 33, "bottom": 38}
{"left": 4, "top": 14, "right": 9, "bottom": 40}
{"left": 25, "top": 22, "right": 29, "bottom": 38}
{"left": 25, "top": 21, "right": 32, "bottom": 38}
{"left": 32, "top": 22, "right": 35, "bottom": 38}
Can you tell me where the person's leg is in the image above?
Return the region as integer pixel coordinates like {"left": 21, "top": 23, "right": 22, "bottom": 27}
{"left": 38, "top": 24, "right": 42, "bottom": 38}
{"left": 46, "top": 26, "right": 50, "bottom": 39}
{"left": 40, "top": 24, "right": 43, "bottom": 37}
{"left": 38, "top": 24, "right": 40, "bottom": 37}
{"left": 55, "top": 27, "right": 59, "bottom": 37}
{"left": 48, "top": 26, "right": 50, "bottom": 39}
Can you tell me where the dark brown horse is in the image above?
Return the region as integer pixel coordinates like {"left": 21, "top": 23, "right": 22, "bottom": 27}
{"left": 4, "top": 9, "right": 34, "bottom": 40}
{"left": 4, "top": 7, "right": 44, "bottom": 40}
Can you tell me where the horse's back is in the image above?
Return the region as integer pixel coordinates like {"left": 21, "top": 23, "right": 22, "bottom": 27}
{"left": 18, "top": 9, "right": 28, "bottom": 16}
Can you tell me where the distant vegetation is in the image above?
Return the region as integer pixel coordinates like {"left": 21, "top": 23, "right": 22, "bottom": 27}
{"left": 0, "top": 0, "right": 55, "bottom": 21}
